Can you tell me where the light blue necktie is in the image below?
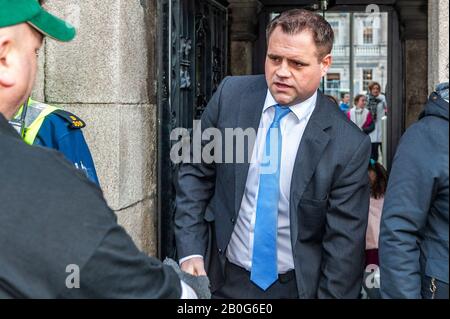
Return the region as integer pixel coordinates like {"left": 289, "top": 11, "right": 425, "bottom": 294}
{"left": 251, "top": 104, "right": 291, "bottom": 290}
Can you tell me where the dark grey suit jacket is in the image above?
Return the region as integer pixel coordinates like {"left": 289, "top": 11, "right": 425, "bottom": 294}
{"left": 175, "top": 75, "right": 371, "bottom": 298}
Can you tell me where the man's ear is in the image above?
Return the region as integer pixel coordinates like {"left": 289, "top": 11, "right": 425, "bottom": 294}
{"left": 320, "top": 54, "right": 332, "bottom": 78}
{"left": 0, "top": 35, "right": 16, "bottom": 88}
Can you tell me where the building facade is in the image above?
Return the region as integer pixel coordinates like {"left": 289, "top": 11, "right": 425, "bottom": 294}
{"left": 326, "top": 12, "right": 388, "bottom": 100}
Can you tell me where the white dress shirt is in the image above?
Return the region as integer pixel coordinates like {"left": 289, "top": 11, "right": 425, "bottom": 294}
{"left": 180, "top": 280, "right": 198, "bottom": 299}
{"left": 226, "top": 90, "right": 317, "bottom": 273}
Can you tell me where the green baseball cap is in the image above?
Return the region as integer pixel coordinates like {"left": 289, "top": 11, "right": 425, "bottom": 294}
{"left": 0, "top": 0, "right": 76, "bottom": 42}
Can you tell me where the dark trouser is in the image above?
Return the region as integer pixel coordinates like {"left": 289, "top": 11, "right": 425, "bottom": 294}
{"left": 371, "top": 142, "right": 381, "bottom": 162}
{"left": 212, "top": 260, "right": 298, "bottom": 299}
{"left": 421, "top": 276, "right": 449, "bottom": 299}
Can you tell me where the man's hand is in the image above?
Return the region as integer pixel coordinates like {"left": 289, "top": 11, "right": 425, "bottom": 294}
{"left": 164, "top": 258, "right": 211, "bottom": 299}
{"left": 181, "top": 257, "right": 207, "bottom": 276}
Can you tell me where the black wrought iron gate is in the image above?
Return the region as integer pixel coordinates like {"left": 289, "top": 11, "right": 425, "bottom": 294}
{"left": 157, "top": 0, "right": 228, "bottom": 259}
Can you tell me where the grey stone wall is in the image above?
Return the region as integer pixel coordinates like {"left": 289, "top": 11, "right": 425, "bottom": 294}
{"left": 428, "top": 0, "right": 449, "bottom": 93}
{"left": 405, "top": 40, "right": 428, "bottom": 128}
{"left": 228, "top": 0, "right": 262, "bottom": 75}
{"left": 405, "top": 0, "right": 449, "bottom": 129}
{"left": 34, "top": 0, "right": 158, "bottom": 255}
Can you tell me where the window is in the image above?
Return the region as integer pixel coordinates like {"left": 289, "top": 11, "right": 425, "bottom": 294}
{"left": 326, "top": 73, "right": 341, "bottom": 98}
{"left": 329, "top": 21, "right": 339, "bottom": 44}
{"left": 363, "top": 20, "right": 373, "bottom": 44}
{"left": 362, "top": 69, "right": 373, "bottom": 92}
{"left": 363, "top": 27, "right": 373, "bottom": 44}
{"left": 327, "top": 73, "right": 341, "bottom": 87}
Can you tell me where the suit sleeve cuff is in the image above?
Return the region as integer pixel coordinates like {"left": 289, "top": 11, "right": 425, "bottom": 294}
{"left": 179, "top": 254, "right": 203, "bottom": 265}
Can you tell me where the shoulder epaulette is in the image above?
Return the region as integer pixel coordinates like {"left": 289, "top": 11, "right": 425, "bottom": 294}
{"left": 52, "top": 109, "right": 86, "bottom": 129}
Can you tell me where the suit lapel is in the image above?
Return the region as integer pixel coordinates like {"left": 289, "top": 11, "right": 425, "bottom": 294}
{"left": 289, "top": 91, "right": 333, "bottom": 246}
{"left": 234, "top": 77, "right": 268, "bottom": 216}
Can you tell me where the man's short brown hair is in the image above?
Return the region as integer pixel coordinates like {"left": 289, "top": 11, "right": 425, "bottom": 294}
{"left": 266, "top": 9, "right": 334, "bottom": 61}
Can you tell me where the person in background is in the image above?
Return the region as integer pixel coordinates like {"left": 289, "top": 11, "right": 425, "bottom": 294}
{"left": 379, "top": 82, "right": 448, "bottom": 299}
{"left": 325, "top": 94, "right": 339, "bottom": 106}
{"left": 339, "top": 92, "right": 350, "bottom": 112}
{"left": 362, "top": 159, "right": 388, "bottom": 299}
{"left": 10, "top": 98, "right": 100, "bottom": 186}
{"left": 347, "top": 94, "right": 375, "bottom": 135}
{"left": 366, "top": 82, "right": 386, "bottom": 161}
{"left": 7, "top": 0, "right": 99, "bottom": 186}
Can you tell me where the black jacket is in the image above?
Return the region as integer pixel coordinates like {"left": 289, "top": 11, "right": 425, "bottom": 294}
{"left": 0, "top": 113, "right": 180, "bottom": 298}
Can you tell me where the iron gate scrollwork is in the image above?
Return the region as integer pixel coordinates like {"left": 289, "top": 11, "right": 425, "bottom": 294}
{"left": 158, "top": 0, "right": 228, "bottom": 259}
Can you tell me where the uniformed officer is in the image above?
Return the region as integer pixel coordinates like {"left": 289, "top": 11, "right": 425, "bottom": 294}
{"left": 10, "top": 98, "right": 100, "bottom": 185}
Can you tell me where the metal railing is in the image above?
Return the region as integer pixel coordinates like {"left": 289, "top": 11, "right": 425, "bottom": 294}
{"left": 332, "top": 45, "right": 388, "bottom": 57}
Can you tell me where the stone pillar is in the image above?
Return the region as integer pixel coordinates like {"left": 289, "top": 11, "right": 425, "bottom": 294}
{"left": 428, "top": 0, "right": 449, "bottom": 93}
{"left": 228, "top": 0, "right": 262, "bottom": 75}
{"left": 404, "top": 39, "right": 428, "bottom": 128}
{"left": 35, "top": 0, "right": 158, "bottom": 255}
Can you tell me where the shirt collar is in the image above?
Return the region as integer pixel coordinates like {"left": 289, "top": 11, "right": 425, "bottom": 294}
{"left": 263, "top": 89, "right": 318, "bottom": 122}
{"left": 0, "top": 112, "right": 21, "bottom": 140}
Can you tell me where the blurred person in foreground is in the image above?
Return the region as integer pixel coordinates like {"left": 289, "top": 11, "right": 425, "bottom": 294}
{"left": 379, "top": 82, "right": 448, "bottom": 299}
{"left": 0, "top": 0, "right": 204, "bottom": 299}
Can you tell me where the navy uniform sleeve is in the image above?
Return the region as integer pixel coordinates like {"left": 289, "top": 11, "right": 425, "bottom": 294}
{"left": 34, "top": 111, "right": 100, "bottom": 186}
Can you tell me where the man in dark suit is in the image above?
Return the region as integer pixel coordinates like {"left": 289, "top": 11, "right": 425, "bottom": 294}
{"left": 175, "top": 9, "right": 371, "bottom": 299}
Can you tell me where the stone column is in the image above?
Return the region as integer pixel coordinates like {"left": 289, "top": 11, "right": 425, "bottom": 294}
{"left": 404, "top": 40, "right": 428, "bottom": 128}
{"left": 228, "top": 0, "right": 262, "bottom": 75}
{"left": 428, "top": 0, "right": 449, "bottom": 93}
{"left": 35, "top": 0, "right": 158, "bottom": 255}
